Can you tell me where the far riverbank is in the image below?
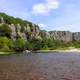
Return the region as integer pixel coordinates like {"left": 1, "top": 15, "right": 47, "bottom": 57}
{"left": 0, "top": 48, "right": 80, "bottom": 54}
{"left": 36, "top": 48, "right": 80, "bottom": 53}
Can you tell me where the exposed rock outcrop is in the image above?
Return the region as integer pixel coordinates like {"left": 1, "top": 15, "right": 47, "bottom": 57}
{"left": 72, "top": 32, "right": 80, "bottom": 41}
{"left": 9, "top": 24, "right": 16, "bottom": 40}
{"left": 0, "top": 17, "right": 5, "bottom": 23}
{"left": 0, "top": 13, "right": 80, "bottom": 42}
{"left": 26, "top": 24, "right": 31, "bottom": 32}
{"left": 49, "top": 31, "right": 72, "bottom": 42}
{"left": 40, "top": 30, "right": 51, "bottom": 39}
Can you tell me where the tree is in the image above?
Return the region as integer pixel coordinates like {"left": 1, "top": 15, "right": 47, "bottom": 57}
{"left": 25, "top": 41, "right": 33, "bottom": 50}
{"left": 0, "top": 37, "right": 13, "bottom": 52}
{"left": 13, "top": 39, "right": 26, "bottom": 51}
{"left": 30, "top": 39, "right": 42, "bottom": 50}
{"left": 0, "top": 24, "right": 12, "bottom": 38}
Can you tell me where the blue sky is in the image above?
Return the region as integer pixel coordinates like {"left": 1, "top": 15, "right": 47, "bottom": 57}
{"left": 0, "top": 0, "right": 80, "bottom": 32}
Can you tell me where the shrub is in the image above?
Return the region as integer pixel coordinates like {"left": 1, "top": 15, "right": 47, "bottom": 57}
{"left": 13, "top": 39, "right": 26, "bottom": 51}
{"left": 0, "top": 24, "right": 12, "bottom": 38}
{"left": 0, "top": 37, "right": 13, "bottom": 52}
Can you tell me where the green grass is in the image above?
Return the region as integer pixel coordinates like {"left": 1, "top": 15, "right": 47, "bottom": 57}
{"left": 0, "top": 52, "right": 12, "bottom": 54}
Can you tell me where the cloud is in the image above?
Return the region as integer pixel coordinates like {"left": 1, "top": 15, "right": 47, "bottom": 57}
{"left": 32, "top": 0, "right": 59, "bottom": 15}
{"left": 32, "top": 3, "right": 49, "bottom": 15}
{"left": 38, "top": 23, "right": 50, "bottom": 30}
{"left": 47, "top": 0, "right": 59, "bottom": 9}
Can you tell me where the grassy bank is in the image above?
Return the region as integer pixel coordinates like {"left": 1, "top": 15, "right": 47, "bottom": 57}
{"left": 0, "top": 52, "right": 15, "bottom": 54}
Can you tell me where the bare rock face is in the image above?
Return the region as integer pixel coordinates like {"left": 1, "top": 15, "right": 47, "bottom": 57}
{"left": 34, "top": 26, "right": 42, "bottom": 40}
{"left": 45, "top": 32, "right": 51, "bottom": 39}
{"left": 72, "top": 32, "right": 80, "bottom": 41}
{"left": 35, "top": 25, "right": 40, "bottom": 35}
{"left": 25, "top": 23, "right": 41, "bottom": 40}
{"left": 0, "top": 17, "right": 5, "bottom": 23}
{"left": 26, "top": 24, "right": 31, "bottom": 32}
{"left": 21, "top": 33, "right": 27, "bottom": 40}
{"left": 40, "top": 30, "right": 51, "bottom": 39}
{"left": 49, "top": 31, "right": 72, "bottom": 42}
{"left": 31, "top": 23, "right": 36, "bottom": 33}
{"left": 35, "top": 26, "right": 41, "bottom": 39}
{"left": 16, "top": 24, "right": 28, "bottom": 40}
{"left": 7, "top": 23, "right": 80, "bottom": 42}
{"left": 16, "top": 24, "right": 21, "bottom": 32}
{"left": 31, "top": 24, "right": 41, "bottom": 39}
{"left": 1, "top": 14, "right": 80, "bottom": 42}
{"left": 9, "top": 24, "right": 16, "bottom": 40}
{"left": 23, "top": 26, "right": 27, "bottom": 33}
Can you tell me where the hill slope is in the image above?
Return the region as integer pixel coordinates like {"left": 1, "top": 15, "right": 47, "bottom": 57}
{"left": 0, "top": 13, "right": 80, "bottom": 52}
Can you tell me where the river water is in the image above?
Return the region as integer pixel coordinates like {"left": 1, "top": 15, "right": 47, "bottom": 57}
{"left": 0, "top": 52, "right": 80, "bottom": 80}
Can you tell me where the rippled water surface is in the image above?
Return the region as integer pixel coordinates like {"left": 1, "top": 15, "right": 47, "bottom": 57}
{"left": 0, "top": 52, "right": 80, "bottom": 80}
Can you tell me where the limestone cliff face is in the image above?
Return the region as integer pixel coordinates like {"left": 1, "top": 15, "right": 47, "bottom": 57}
{"left": 49, "top": 31, "right": 80, "bottom": 42}
{"left": 0, "top": 16, "right": 41, "bottom": 41}
{"left": 9, "top": 24, "right": 16, "bottom": 40}
{"left": 0, "top": 17, "right": 5, "bottom": 23}
{"left": 72, "top": 32, "right": 80, "bottom": 41}
{"left": 40, "top": 30, "right": 51, "bottom": 39}
{"left": 40, "top": 30, "right": 80, "bottom": 42}
{"left": 49, "top": 31, "right": 72, "bottom": 42}
{"left": 0, "top": 14, "right": 80, "bottom": 42}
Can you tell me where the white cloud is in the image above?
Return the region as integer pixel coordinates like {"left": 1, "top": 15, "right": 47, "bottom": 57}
{"left": 47, "top": 0, "right": 59, "bottom": 9}
{"left": 39, "top": 23, "right": 47, "bottom": 28}
{"left": 32, "top": 3, "right": 49, "bottom": 15}
{"left": 38, "top": 23, "right": 50, "bottom": 30}
{"left": 32, "top": 0, "right": 59, "bottom": 15}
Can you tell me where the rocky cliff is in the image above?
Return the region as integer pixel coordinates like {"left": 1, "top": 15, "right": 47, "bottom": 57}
{"left": 49, "top": 31, "right": 73, "bottom": 42}
{"left": 0, "top": 13, "right": 41, "bottom": 41}
{"left": 0, "top": 13, "right": 80, "bottom": 42}
{"left": 41, "top": 31, "right": 80, "bottom": 42}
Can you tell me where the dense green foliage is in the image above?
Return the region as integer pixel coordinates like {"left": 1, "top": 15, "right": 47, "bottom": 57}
{"left": 0, "top": 13, "right": 32, "bottom": 26}
{"left": 0, "top": 24, "right": 12, "bottom": 37}
{"left": 13, "top": 39, "right": 26, "bottom": 51}
{"left": 0, "top": 36, "right": 80, "bottom": 52}
{"left": 0, "top": 37, "right": 13, "bottom": 52}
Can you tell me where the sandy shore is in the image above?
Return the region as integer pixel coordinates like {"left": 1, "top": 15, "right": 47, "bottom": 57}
{"left": 53, "top": 49, "right": 80, "bottom": 53}
{"left": 62, "top": 49, "right": 80, "bottom": 52}
{"left": 0, "top": 48, "right": 80, "bottom": 54}
{"left": 37, "top": 49, "right": 80, "bottom": 53}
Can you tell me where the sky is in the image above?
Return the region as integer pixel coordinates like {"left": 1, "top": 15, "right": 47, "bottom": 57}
{"left": 0, "top": 0, "right": 80, "bottom": 32}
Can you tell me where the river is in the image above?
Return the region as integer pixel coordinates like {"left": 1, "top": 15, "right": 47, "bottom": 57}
{"left": 0, "top": 52, "right": 80, "bottom": 80}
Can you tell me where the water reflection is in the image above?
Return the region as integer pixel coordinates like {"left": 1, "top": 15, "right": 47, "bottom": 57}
{"left": 0, "top": 52, "right": 80, "bottom": 80}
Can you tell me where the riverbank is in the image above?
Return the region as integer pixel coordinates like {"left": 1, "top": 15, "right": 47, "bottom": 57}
{"left": 0, "top": 48, "right": 80, "bottom": 54}
{"left": 36, "top": 48, "right": 80, "bottom": 53}
{"left": 0, "top": 52, "right": 15, "bottom": 54}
